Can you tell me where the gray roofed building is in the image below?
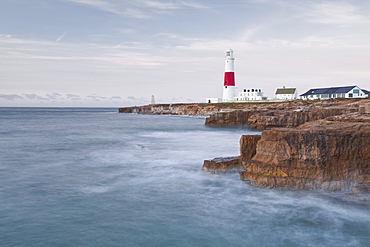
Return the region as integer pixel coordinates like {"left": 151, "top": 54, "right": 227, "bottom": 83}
{"left": 275, "top": 87, "right": 298, "bottom": 100}
{"left": 300, "top": 85, "right": 369, "bottom": 100}
{"left": 276, "top": 88, "right": 296, "bottom": 95}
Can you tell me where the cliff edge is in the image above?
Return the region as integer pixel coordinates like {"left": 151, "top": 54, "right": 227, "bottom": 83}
{"left": 240, "top": 117, "right": 370, "bottom": 195}
{"left": 120, "top": 99, "right": 370, "bottom": 196}
{"left": 202, "top": 100, "right": 370, "bottom": 198}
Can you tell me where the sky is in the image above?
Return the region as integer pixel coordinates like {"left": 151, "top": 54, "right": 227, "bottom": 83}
{"left": 1, "top": 0, "right": 370, "bottom": 107}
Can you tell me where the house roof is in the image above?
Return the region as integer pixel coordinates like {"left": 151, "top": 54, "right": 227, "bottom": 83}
{"left": 300, "top": 86, "right": 357, "bottom": 96}
{"left": 275, "top": 88, "right": 296, "bottom": 94}
{"left": 362, "top": 89, "right": 370, "bottom": 95}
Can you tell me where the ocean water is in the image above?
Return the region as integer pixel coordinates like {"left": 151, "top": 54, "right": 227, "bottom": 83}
{"left": 0, "top": 108, "right": 369, "bottom": 247}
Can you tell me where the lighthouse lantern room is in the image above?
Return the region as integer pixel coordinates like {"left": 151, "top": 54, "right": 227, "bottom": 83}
{"left": 222, "top": 49, "right": 236, "bottom": 102}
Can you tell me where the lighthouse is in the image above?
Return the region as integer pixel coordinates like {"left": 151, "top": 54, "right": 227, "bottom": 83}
{"left": 222, "top": 49, "right": 235, "bottom": 102}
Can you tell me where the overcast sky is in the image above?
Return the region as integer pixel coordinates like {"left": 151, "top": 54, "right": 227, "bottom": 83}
{"left": 1, "top": 0, "right": 370, "bottom": 106}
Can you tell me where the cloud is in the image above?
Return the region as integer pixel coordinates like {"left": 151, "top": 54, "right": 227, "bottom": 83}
{"left": 178, "top": 1, "right": 209, "bottom": 9}
{"left": 24, "top": 94, "right": 49, "bottom": 100}
{"left": 62, "top": 0, "right": 153, "bottom": 18}
{"left": 65, "top": 0, "right": 122, "bottom": 15}
{"left": 142, "top": 0, "right": 179, "bottom": 10}
{"left": 87, "top": 95, "right": 108, "bottom": 101}
{"left": 64, "top": 0, "right": 209, "bottom": 18}
{"left": 0, "top": 36, "right": 168, "bottom": 68}
{"left": 0, "top": 92, "right": 129, "bottom": 106}
{"left": 0, "top": 34, "right": 12, "bottom": 38}
{"left": 66, "top": 94, "right": 82, "bottom": 100}
{"left": 305, "top": 2, "right": 370, "bottom": 26}
{"left": 56, "top": 31, "right": 68, "bottom": 42}
{"left": 125, "top": 96, "right": 151, "bottom": 105}
{"left": 141, "top": 0, "right": 208, "bottom": 10}
{"left": 0, "top": 94, "right": 24, "bottom": 101}
{"left": 46, "top": 93, "right": 62, "bottom": 100}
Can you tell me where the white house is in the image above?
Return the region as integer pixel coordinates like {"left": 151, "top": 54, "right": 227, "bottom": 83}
{"left": 300, "top": 85, "right": 369, "bottom": 100}
{"left": 235, "top": 88, "right": 267, "bottom": 101}
{"left": 275, "top": 87, "right": 298, "bottom": 100}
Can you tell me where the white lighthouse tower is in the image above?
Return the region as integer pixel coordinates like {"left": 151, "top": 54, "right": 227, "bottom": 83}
{"left": 222, "top": 49, "right": 235, "bottom": 102}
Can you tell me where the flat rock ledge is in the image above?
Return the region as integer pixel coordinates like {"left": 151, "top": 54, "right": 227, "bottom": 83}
{"left": 202, "top": 135, "right": 262, "bottom": 173}
{"left": 202, "top": 156, "right": 243, "bottom": 173}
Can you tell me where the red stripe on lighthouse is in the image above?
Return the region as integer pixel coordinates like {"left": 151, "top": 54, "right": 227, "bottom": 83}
{"left": 224, "top": 72, "right": 235, "bottom": 86}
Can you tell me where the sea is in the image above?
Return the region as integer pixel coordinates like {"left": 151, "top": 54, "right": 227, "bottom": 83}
{"left": 0, "top": 107, "right": 369, "bottom": 247}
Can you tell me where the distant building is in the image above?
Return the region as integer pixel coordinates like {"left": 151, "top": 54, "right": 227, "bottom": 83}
{"left": 300, "top": 85, "right": 369, "bottom": 100}
{"left": 206, "top": 97, "right": 221, "bottom": 103}
{"left": 235, "top": 88, "right": 267, "bottom": 101}
{"left": 275, "top": 87, "right": 298, "bottom": 100}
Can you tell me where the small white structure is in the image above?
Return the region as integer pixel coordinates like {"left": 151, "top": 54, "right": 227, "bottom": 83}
{"left": 150, "top": 95, "right": 156, "bottom": 104}
{"left": 222, "top": 49, "right": 236, "bottom": 102}
{"left": 300, "top": 85, "right": 369, "bottom": 100}
{"left": 275, "top": 87, "right": 298, "bottom": 100}
{"left": 206, "top": 97, "right": 221, "bottom": 103}
{"left": 235, "top": 88, "right": 267, "bottom": 101}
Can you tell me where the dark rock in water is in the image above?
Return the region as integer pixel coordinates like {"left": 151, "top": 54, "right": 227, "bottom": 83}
{"left": 202, "top": 156, "right": 242, "bottom": 173}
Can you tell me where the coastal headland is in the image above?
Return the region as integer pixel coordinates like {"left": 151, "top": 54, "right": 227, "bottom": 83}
{"left": 119, "top": 99, "right": 370, "bottom": 198}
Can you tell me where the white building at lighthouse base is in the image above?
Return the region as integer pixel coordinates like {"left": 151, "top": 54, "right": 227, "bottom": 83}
{"left": 206, "top": 87, "right": 268, "bottom": 103}
{"left": 235, "top": 88, "right": 267, "bottom": 101}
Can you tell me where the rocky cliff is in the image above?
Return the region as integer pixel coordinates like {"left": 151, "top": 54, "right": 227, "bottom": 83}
{"left": 240, "top": 118, "right": 370, "bottom": 194}
{"left": 119, "top": 103, "right": 240, "bottom": 116}
{"left": 204, "top": 104, "right": 358, "bottom": 129}
{"left": 203, "top": 100, "right": 370, "bottom": 198}
{"left": 120, "top": 99, "right": 370, "bottom": 196}
{"left": 120, "top": 99, "right": 362, "bottom": 130}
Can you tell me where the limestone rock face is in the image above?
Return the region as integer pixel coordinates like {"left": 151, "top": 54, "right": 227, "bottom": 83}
{"left": 205, "top": 107, "right": 358, "bottom": 129}
{"left": 205, "top": 110, "right": 257, "bottom": 126}
{"left": 240, "top": 135, "right": 261, "bottom": 161}
{"left": 119, "top": 99, "right": 368, "bottom": 130}
{"left": 240, "top": 120, "right": 370, "bottom": 193}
